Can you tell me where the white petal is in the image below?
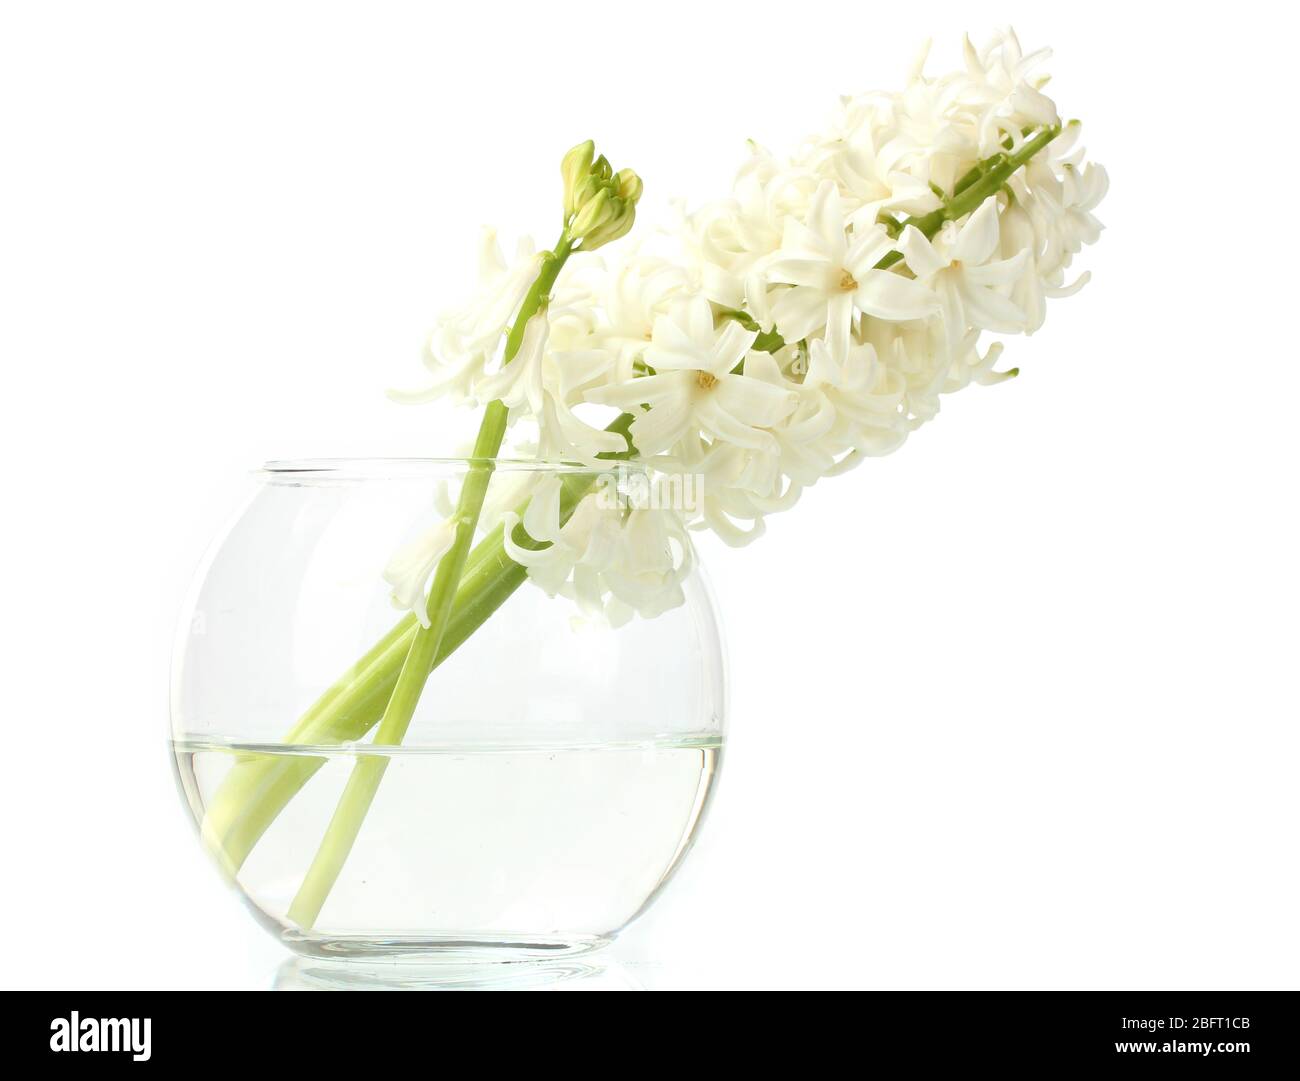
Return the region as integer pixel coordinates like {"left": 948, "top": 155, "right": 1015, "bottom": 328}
{"left": 386, "top": 381, "right": 457, "bottom": 406}
{"left": 382, "top": 519, "right": 456, "bottom": 628}
{"left": 959, "top": 282, "right": 1028, "bottom": 334}
{"left": 777, "top": 216, "right": 835, "bottom": 263}
{"left": 952, "top": 197, "right": 1001, "bottom": 265}
{"left": 825, "top": 291, "right": 855, "bottom": 362}
{"left": 538, "top": 394, "right": 628, "bottom": 458}
{"left": 644, "top": 310, "right": 702, "bottom": 371}
{"left": 936, "top": 276, "right": 965, "bottom": 351}
{"left": 963, "top": 248, "right": 1030, "bottom": 288}
{"left": 808, "top": 180, "right": 848, "bottom": 258}
{"left": 845, "top": 225, "right": 895, "bottom": 274}
{"left": 521, "top": 474, "right": 563, "bottom": 542}
{"left": 709, "top": 319, "right": 759, "bottom": 375}
{"left": 744, "top": 271, "right": 773, "bottom": 329}
{"left": 702, "top": 502, "right": 766, "bottom": 547}
{"left": 853, "top": 271, "right": 939, "bottom": 322}
{"left": 586, "top": 371, "right": 685, "bottom": 412}
{"left": 897, "top": 225, "right": 947, "bottom": 279}
{"left": 684, "top": 294, "right": 715, "bottom": 345}
{"left": 477, "top": 310, "right": 547, "bottom": 411}
{"left": 476, "top": 227, "right": 507, "bottom": 280}
{"left": 771, "top": 287, "right": 829, "bottom": 342}
{"left": 628, "top": 393, "right": 695, "bottom": 455}
{"left": 502, "top": 512, "right": 573, "bottom": 595}
{"left": 695, "top": 394, "right": 775, "bottom": 451}
{"left": 1044, "top": 270, "right": 1091, "bottom": 298}
{"left": 713, "top": 373, "right": 797, "bottom": 428}
{"left": 767, "top": 257, "right": 837, "bottom": 291}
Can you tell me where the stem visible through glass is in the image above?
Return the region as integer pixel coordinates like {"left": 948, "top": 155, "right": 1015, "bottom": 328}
{"left": 286, "top": 235, "right": 575, "bottom": 928}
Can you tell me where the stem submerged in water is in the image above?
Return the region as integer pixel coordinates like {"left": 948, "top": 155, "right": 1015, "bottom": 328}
{"left": 198, "top": 525, "right": 522, "bottom": 876}
{"left": 285, "top": 237, "right": 576, "bottom": 929}
{"left": 198, "top": 427, "right": 635, "bottom": 880}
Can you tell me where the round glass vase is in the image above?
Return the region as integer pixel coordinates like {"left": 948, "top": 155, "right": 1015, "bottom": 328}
{"left": 170, "top": 459, "right": 726, "bottom": 960}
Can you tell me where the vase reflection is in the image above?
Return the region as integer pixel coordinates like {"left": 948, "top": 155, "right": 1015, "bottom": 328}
{"left": 273, "top": 954, "right": 644, "bottom": 991}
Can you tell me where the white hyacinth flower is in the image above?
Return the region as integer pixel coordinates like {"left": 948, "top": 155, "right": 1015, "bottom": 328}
{"left": 390, "top": 228, "right": 543, "bottom": 405}
{"left": 501, "top": 477, "right": 691, "bottom": 625}
{"left": 388, "top": 29, "right": 1107, "bottom": 615}
{"left": 476, "top": 308, "right": 548, "bottom": 412}
{"left": 767, "top": 181, "right": 939, "bottom": 358}
{"left": 897, "top": 196, "right": 1030, "bottom": 349}
{"left": 587, "top": 295, "right": 796, "bottom": 455}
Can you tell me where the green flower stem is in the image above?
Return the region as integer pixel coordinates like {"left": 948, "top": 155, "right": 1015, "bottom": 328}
{"left": 200, "top": 527, "right": 505, "bottom": 876}
{"left": 199, "top": 417, "right": 634, "bottom": 879}
{"left": 284, "top": 235, "right": 575, "bottom": 929}
{"left": 875, "top": 123, "right": 1061, "bottom": 270}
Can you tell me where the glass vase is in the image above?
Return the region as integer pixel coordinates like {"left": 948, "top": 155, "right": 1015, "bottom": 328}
{"left": 170, "top": 459, "right": 726, "bottom": 959}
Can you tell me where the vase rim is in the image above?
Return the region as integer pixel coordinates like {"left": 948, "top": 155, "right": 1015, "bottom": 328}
{"left": 259, "top": 457, "right": 649, "bottom": 479}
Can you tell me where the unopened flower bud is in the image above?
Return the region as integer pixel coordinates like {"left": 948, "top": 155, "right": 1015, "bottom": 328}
{"left": 561, "top": 140, "right": 596, "bottom": 218}
{"left": 582, "top": 204, "right": 637, "bottom": 249}
{"left": 560, "top": 142, "right": 643, "bottom": 251}
{"left": 570, "top": 187, "right": 616, "bottom": 239}
{"left": 615, "top": 168, "right": 643, "bottom": 204}
{"left": 571, "top": 173, "right": 604, "bottom": 213}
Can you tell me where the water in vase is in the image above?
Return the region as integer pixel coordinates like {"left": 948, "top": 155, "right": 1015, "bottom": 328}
{"left": 172, "top": 735, "right": 722, "bottom": 955}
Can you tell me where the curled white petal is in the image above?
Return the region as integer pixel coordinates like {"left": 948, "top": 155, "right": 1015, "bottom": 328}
{"left": 382, "top": 519, "right": 457, "bottom": 628}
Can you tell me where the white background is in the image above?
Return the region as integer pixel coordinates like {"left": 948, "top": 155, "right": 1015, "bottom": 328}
{"left": 2, "top": 0, "right": 1298, "bottom": 990}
